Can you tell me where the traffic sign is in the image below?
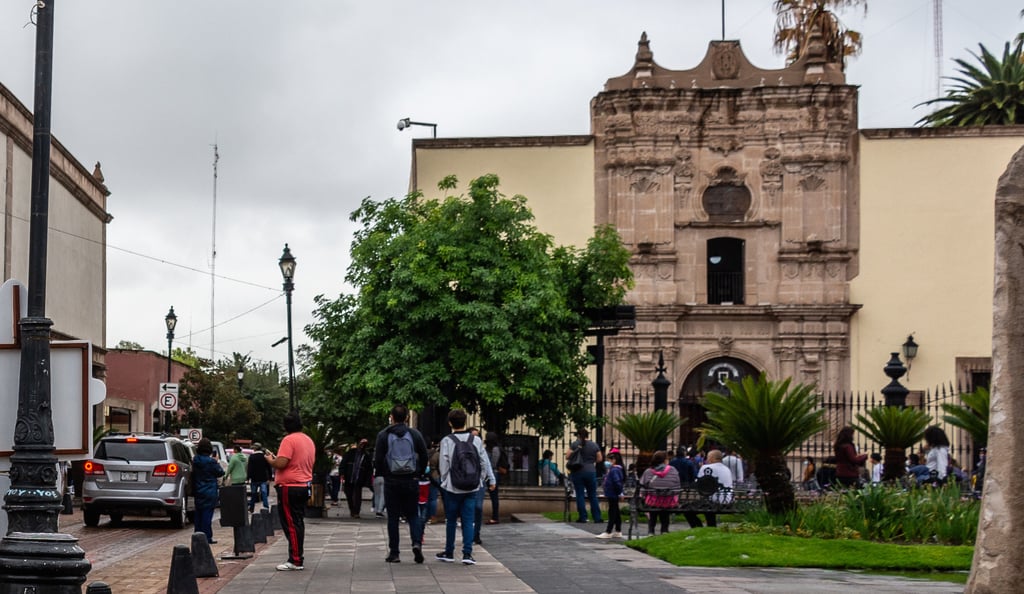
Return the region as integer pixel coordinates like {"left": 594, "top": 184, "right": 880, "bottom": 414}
{"left": 158, "top": 383, "right": 179, "bottom": 412}
{"left": 187, "top": 428, "right": 202, "bottom": 442}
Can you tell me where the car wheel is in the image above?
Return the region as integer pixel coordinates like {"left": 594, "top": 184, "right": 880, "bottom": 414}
{"left": 170, "top": 506, "right": 186, "bottom": 529}
{"left": 109, "top": 512, "right": 124, "bottom": 526}
{"left": 83, "top": 508, "right": 100, "bottom": 527}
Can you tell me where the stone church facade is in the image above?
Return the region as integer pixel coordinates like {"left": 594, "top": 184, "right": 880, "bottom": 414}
{"left": 594, "top": 32, "right": 862, "bottom": 413}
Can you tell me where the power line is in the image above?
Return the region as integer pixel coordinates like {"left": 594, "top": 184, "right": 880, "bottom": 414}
{"left": 2, "top": 210, "right": 279, "bottom": 291}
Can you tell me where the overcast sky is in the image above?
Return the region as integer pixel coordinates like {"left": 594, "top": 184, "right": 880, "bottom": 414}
{"left": 0, "top": 0, "right": 1019, "bottom": 374}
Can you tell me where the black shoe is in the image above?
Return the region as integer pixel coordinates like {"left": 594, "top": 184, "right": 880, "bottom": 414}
{"left": 385, "top": 553, "right": 400, "bottom": 563}
{"left": 207, "top": 539, "right": 217, "bottom": 545}
{"left": 576, "top": 519, "right": 588, "bottom": 524}
{"left": 462, "top": 553, "right": 476, "bottom": 565}
{"left": 413, "top": 545, "right": 424, "bottom": 564}
{"left": 473, "top": 537, "right": 482, "bottom": 545}
{"left": 435, "top": 551, "right": 454, "bottom": 563}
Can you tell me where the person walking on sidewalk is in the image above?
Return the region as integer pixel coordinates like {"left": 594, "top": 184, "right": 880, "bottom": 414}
{"left": 192, "top": 438, "right": 224, "bottom": 545}
{"left": 247, "top": 442, "right": 272, "bottom": 512}
{"left": 374, "top": 404, "right": 429, "bottom": 564}
{"left": 265, "top": 410, "right": 315, "bottom": 571}
{"left": 226, "top": 445, "right": 248, "bottom": 486}
{"left": 341, "top": 438, "right": 373, "bottom": 518}
{"left": 596, "top": 449, "right": 625, "bottom": 539}
{"left": 566, "top": 428, "right": 603, "bottom": 524}
{"left": 437, "top": 409, "right": 494, "bottom": 566}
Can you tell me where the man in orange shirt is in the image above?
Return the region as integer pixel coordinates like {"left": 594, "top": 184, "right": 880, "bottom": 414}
{"left": 264, "top": 410, "right": 315, "bottom": 571}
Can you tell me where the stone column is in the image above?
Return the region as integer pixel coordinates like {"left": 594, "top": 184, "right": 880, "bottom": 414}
{"left": 966, "top": 145, "right": 1024, "bottom": 593}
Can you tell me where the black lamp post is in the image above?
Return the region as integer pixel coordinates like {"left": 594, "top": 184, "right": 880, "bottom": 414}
{"left": 0, "top": 1, "right": 92, "bottom": 589}
{"left": 237, "top": 366, "right": 244, "bottom": 395}
{"left": 164, "top": 306, "right": 177, "bottom": 432}
{"left": 881, "top": 352, "right": 910, "bottom": 408}
{"left": 651, "top": 352, "right": 672, "bottom": 452}
{"left": 279, "top": 244, "right": 297, "bottom": 412}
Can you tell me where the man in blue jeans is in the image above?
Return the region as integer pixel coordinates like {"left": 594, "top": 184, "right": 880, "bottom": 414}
{"left": 567, "top": 428, "right": 603, "bottom": 523}
{"left": 437, "top": 410, "right": 494, "bottom": 565}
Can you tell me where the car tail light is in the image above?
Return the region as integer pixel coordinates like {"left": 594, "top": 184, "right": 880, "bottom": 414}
{"left": 83, "top": 461, "right": 105, "bottom": 475}
{"left": 126, "top": 437, "right": 138, "bottom": 443}
{"left": 153, "top": 463, "right": 178, "bottom": 477}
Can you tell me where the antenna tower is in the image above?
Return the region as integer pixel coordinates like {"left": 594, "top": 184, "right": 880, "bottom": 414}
{"left": 933, "top": 0, "right": 943, "bottom": 97}
{"left": 210, "top": 143, "right": 219, "bottom": 362}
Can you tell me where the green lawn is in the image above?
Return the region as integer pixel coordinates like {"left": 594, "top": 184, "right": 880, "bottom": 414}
{"left": 627, "top": 528, "right": 972, "bottom": 574}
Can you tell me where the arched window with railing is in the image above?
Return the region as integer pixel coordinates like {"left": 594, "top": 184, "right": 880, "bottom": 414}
{"left": 707, "top": 237, "right": 744, "bottom": 305}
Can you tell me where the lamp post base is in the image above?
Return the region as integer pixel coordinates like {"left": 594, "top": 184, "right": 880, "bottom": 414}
{"left": 0, "top": 532, "right": 91, "bottom": 593}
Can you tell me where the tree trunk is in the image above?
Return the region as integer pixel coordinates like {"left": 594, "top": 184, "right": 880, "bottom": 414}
{"left": 755, "top": 454, "right": 795, "bottom": 515}
{"left": 882, "top": 447, "right": 906, "bottom": 483}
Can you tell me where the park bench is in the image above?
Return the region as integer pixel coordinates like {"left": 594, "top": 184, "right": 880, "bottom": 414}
{"left": 626, "top": 470, "right": 761, "bottom": 540}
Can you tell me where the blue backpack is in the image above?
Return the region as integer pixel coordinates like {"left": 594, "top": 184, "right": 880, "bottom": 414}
{"left": 386, "top": 432, "right": 417, "bottom": 475}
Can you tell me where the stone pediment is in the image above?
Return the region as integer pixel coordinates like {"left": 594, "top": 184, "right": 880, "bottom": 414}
{"left": 604, "top": 33, "right": 844, "bottom": 92}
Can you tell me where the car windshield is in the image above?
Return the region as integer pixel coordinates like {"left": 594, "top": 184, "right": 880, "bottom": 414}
{"left": 97, "top": 441, "right": 167, "bottom": 462}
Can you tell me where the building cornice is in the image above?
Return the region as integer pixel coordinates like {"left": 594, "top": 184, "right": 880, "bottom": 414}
{"left": 412, "top": 135, "right": 592, "bottom": 150}
{"left": 861, "top": 126, "right": 1024, "bottom": 140}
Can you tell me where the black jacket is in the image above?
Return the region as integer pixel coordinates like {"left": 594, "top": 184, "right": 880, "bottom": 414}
{"left": 247, "top": 450, "right": 273, "bottom": 483}
{"left": 341, "top": 446, "right": 374, "bottom": 488}
{"left": 373, "top": 423, "right": 428, "bottom": 481}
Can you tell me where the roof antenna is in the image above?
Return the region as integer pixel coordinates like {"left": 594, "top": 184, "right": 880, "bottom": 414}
{"left": 210, "top": 141, "right": 219, "bottom": 362}
{"left": 721, "top": 0, "right": 726, "bottom": 40}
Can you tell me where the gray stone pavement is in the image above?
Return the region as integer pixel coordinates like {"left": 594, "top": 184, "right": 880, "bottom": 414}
{"left": 219, "top": 513, "right": 964, "bottom": 594}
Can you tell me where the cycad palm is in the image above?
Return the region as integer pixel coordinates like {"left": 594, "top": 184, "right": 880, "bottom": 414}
{"left": 941, "top": 386, "right": 989, "bottom": 448}
{"left": 773, "top": 0, "right": 867, "bottom": 68}
{"left": 699, "top": 373, "right": 825, "bottom": 514}
{"left": 916, "top": 41, "right": 1024, "bottom": 126}
{"left": 854, "top": 406, "right": 930, "bottom": 482}
{"left": 610, "top": 410, "right": 684, "bottom": 453}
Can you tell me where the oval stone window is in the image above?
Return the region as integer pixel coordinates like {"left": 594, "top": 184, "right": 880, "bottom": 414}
{"left": 702, "top": 167, "right": 751, "bottom": 223}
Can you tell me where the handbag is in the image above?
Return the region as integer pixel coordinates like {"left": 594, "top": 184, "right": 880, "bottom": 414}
{"left": 566, "top": 447, "right": 584, "bottom": 472}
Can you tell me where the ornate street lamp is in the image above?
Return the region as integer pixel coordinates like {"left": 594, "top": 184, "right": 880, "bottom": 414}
{"left": 279, "top": 244, "right": 297, "bottom": 411}
{"left": 165, "top": 306, "right": 177, "bottom": 432}
{"left": 237, "top": 366, "right": 244, "bottom": 395}
{"left": 0, "top": 2, "right": 92, "bottom": 589}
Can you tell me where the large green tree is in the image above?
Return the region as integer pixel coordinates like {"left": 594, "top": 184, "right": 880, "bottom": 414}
{"left": 306, "top": 174, "right": 633, "bottom": 437}
{"left": 773, "top": 0, "right": 867, "bottom": 69}
{"left": 917, "top": 41, "right": 1024, "bottom": 126}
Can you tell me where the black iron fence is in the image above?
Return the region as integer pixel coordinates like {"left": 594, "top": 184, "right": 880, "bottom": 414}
{"left": 502, "top": 381, "right": 980, "bottom": 486}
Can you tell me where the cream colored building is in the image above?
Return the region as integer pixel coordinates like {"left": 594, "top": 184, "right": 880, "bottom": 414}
{"left": 0, "top": 82, "right": 110, "bottom": 375}
{"left": 410, "top": 35, "right": 1018, "bottom": 448}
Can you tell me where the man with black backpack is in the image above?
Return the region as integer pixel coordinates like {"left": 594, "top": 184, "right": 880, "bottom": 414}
{"left": 374, "top": 404, "right": 429, "bottom": 564}
{"left": 436, "top": 408, "right": 494, "bottom": 565}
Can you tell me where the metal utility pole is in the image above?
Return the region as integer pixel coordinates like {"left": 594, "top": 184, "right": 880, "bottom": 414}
{"left": 210, "top": 143, "right": 219, "bottom": 362}
{"left": 0, "top": 1, "right": 92, "bottom": 589}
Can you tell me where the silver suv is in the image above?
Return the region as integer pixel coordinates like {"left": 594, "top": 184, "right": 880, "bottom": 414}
{"left": 82, "top": 433, "right": 195, "bottom": 528}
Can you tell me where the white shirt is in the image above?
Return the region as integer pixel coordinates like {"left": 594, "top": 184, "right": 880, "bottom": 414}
{"left": 722, "top": 455, "right": 744, "bottom": 483}
{"left": 698, "top": 462, "right": 734, "bottom": 503}
{"left": 871, "top": 461, "right": 883, "bottom": 483}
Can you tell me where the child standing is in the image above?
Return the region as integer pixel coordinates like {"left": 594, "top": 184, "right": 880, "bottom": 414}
{"left": 596, "top": 450, "right": 625, "bottom": 539}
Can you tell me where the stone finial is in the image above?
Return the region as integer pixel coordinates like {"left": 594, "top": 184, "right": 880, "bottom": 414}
{"left": 92, "top": 162, "right": 104, "bottom": 183}
{"left": 634, "top": 32, "right": 654, "bottom": 82}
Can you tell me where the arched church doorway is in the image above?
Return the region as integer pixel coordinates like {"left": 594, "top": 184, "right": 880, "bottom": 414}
{"left": 677, "top": 356, "right": 761, "bottom": 449}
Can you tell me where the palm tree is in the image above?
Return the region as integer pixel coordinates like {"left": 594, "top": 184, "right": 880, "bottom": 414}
{"left": 941, "top": 386, "right": 989, "bottom": 449}
{"left": 916, "top": 41, "right": 1024, "bottom": 126}
{"left": 698, "top": 374, "right": 826, "bottom": 515}
{"left": 853, "top": 406, "right": 930, "bottom": 482}
{"left": 773, "top": 0, "right": 867, "bottom": 69}
{"left": 610, "top": 410, "right": 684, "bottom": 474}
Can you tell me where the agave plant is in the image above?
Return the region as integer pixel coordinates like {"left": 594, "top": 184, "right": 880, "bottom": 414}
{"left": 610, "top": 410, "right": 683, "bottom": 453}
{"left": 698, "top": 373, "right": 825, "bottom": 515}
{"left": 854, "top": 406, "right": 930, "bottom": 482}
{"left": 942, "top": 386, "right": 989, "bottom": 449}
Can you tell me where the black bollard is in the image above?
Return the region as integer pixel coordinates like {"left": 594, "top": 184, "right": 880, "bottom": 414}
{"left": 85, "top": 582, "right": 113, "bottom": 594}
{"left": 190, "top": 532, "right": 219, "bottom": 578}
{"left": 261, "top": 508, "right": 275, "bottom": 535}
{"left": 251, "top": 512, "right": 267, "bottom": 544}
{"left": 167, "top": 544, "right": 200, "bottom": 594}
{"left": 270, "top": 504, "right": 281, "bottom": 531}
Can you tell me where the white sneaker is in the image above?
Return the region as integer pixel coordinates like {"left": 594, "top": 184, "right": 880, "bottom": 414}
{"left": 276, "top": 561, "right": 304, "bottom": 571}
{"left": 611, "top": 531, "right": 623, "bottom": 539}
{"left": 595, "top": 532, "right": 613, "bottom": 539}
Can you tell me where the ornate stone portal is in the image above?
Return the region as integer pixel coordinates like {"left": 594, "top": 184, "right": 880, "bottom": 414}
{"left": 594, "top": 31, "right": 861, "bottom": 400}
